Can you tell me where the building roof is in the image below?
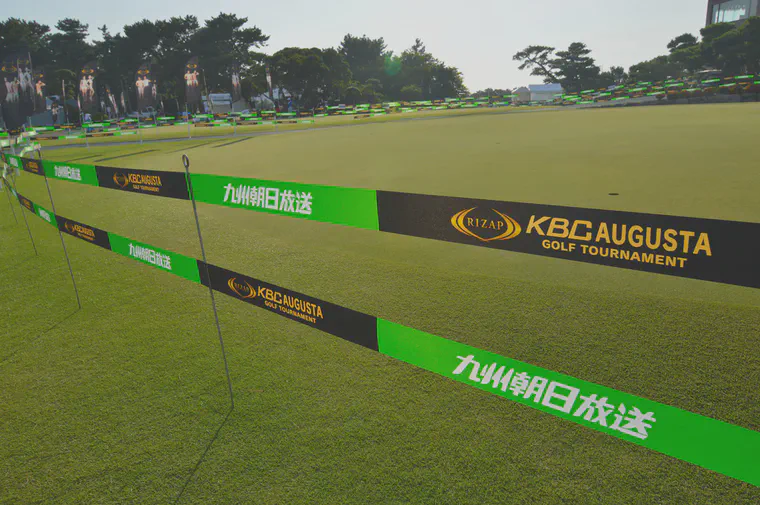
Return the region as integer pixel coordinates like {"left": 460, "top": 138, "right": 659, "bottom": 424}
{"left": 529, "top": 83, "right": 563, "bottom": 92}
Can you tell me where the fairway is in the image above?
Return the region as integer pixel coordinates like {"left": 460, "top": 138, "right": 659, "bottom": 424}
{"left": 2, "top": 104, "right": 759, "bottom": 503}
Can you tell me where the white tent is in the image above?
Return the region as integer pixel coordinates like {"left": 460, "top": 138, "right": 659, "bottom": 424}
{"left": 529, "top": 83, "right": 563, "bottom": 102}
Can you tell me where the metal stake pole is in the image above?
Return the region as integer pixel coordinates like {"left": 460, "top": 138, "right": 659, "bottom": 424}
{"left": 138, "top": 114, "right": 143, "bottom": 145}
{"left": 6, "top": 176, "right": 38, "bottom": 256}
{"left": 2, "top": 175, "right": 19, "bottom": 224}
{"left": 37, "top": 150, "right": 81, "bottom": 309}
{"left": 182, "top": 154, "right": 234, "bottom": 408}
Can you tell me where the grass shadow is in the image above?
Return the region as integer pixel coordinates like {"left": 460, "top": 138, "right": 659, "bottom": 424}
{"left": 0, "top": 254, "right": 38, "bottom": 277}
{"left": 173, "top": 405, "right": 234, "bottom": 505}
{"left": 0, "top": 307, "right": 80, "bottom": 366}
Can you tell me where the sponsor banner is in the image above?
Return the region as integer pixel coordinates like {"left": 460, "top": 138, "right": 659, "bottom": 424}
{"left": 34, "top": 203, "right": 56, "bottom": 227}
{"left": 10, "top": 190, "right": 760, "bottom": 486}
{"left": 95, "top": 165, "right": 190, "bottom": 200}
{"left": 57, "top": 215, "right": 112, "bottom": 250}
{"left": 20, "top": 157, "right": 44, "bottom": 176}
{"left": 376, "top": 319, "right": 760, "bottom": 488}
{"left": 17, "top": 193, "right": 34, "bottom": 212}
{"left": 376, "top": 192, "right": 759, "bottom": 289}
{"left": 4, "top": 154, "right": 21, "bottom": 170}
{"left": 43, "top": 159, "right": 98, "bottom": 186}
{"left": 108, "top": 234, "right": 201, "bottom": 283}
{"left": 189, "top": 173, "right": 379, "bottom": 230}
{"left": 12, "top": 154, "right": 758, "bottom": 287}
{"left": 199, "top": 262, "right": 379, "bottom": 350}
{"left": 10, "top": 190, "right": 56, "bottom": 227}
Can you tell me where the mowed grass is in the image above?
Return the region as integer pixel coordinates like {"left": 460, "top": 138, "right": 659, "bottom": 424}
{"left": 33, "top": 105, "right": 543, "bottom": 148}
{"left": 2, "top": 103, "right": 759, "bottom": 504}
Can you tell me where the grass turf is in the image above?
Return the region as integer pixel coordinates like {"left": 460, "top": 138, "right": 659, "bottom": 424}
{"left": 1, "top": 103, "right": 759, "bottom": 504}
{"left": 32, "top": 106, "right": 546, "bottom": 148}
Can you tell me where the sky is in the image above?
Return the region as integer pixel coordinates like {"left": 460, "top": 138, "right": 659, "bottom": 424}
{"left": 3, "top": 0, "right": 708, "bottom": 91}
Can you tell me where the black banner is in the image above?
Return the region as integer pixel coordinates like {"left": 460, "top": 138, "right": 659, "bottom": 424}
{"left": 79, "top": 62, "right": 98, "bottom": 114}
{"left": 199, "top": 262, "right": 379, "bottom": 350}
{"left": 95, "top": 165, "right": 190, "bottom": 200}
{"left": 377, "top": 192, "right": 760, "bottom": 289}
{"left": 20, "top": 157, "right": 44, "bottom": 176}
{"left": 185, "top": 57, "right": 201, "bottom": 108}
{"left": 57, "top": 215, "right": 112, "bottom": 250}
{"left": 17, "top": 193, "right": 34, "bottom": 212}
{"left": 136, "top": 63, "right": 156, "bottom": 111}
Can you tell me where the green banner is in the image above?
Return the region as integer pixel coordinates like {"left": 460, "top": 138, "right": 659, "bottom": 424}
{"left": 377, "top": 319, "right": 760, "bottom": 487}
{"left": 4, "top": 154, "right": 21, "bottom": 170}
{"left": 10, "top": 184, "right": 760, "bottom": 486}
{"left": 108, "top": 233, "right": 201, "bottom": 283}
{"left": 33, "top": 203, "right": 57, "bottom": 227}
{"left": 189, "top": 173, "right": 380, "bottom": 230}
{"left": 43, "top": 159, "right": 99, "bottom": 186}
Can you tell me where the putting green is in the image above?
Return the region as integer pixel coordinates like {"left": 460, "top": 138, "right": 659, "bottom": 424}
{"left": 2, "top": 103, "right": 758, "bottom": 503}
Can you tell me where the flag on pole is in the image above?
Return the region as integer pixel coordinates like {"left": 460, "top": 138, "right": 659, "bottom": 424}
{"left": 1, "top": 55, "right": 23, "bottom": 130}
{"left": 265, "top": 64, "right": 273, "bottom": 99}
{"left": 231, "top": 63, "right": 242, "bottom": 103}
{"left": 185, "top": 57, "right": 201, "bottom": 109}
{"left": 135, "top": 63, "right": 156, "bottom": 111}
{"left": 17, "top": 52, "right": 35, "bottom": 118}
{"left": 33, "top": 68, "right": 46, "bottom": 113}
{"left": 79, "top": 62, "right": 98, "bottom": 113}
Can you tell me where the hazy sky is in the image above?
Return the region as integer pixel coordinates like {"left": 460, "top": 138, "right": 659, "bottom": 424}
{"left": 4, "top": 0, "right": 707, "bottom": 91}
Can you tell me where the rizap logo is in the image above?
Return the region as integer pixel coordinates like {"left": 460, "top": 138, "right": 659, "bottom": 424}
{"left": 451, "top": 208, "right": 522, "bottom": 242}
{"left": 113, "top": 173, "right": 129, "bottom": 188}
{"left": 38, "top": 209, "right": 52, "bottom": 223}
{"left": 9, "top": 157, "right": 19, "bottom": 168}
{"left": 228, "top": 277, "right": 256, "bottom": 299}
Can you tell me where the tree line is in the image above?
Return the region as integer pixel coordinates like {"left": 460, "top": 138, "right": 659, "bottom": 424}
{"left": 0, "top": 15, "right": 467, "bottom": 114}
{"left": 510, "top": 18, "right": 760, "bottom": 94}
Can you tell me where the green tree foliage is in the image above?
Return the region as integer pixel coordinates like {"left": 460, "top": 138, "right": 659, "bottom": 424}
{"left": 1, "top": 16, "right": 465, "bottom": 112}
{"left": 339, "top": 34, "right": 386, "bottom": 85}
{"left": 270, "top": 47, "right": 330, "bottom": 105}
{"left": 628, "top": 56, "right": 679, "bottom": 83}
{"left": 0, "top": 18, "right": 51, "bottom": 62}
{"left": 668, "top": 33, "right": 699, "bottom": 53}
{"left": 512, "top": 18, "right": 760, "bottom": 92}
{"left": 512, "top": 45, "right": 557, "bottom": 82}
{"left": 742, "top": 17, "right": 760, "bottom": 73}
{"left": 551, "top": 42, "right": 602, "bottom": 92}
{"left": 472, "top": 88, "right": 512, "bottom": 98}
{"left": 513, "top": 42, "right": 602, "bottom": 92}
{"left": 400, "top": 84, "right": 423, "bottom": 101}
